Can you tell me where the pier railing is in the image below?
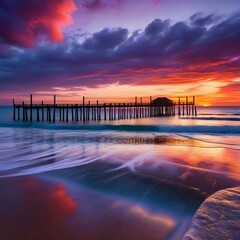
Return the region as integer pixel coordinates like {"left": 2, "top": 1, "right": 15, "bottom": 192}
{"left": 13, "top": 95, "right": 197, "bottom": 122}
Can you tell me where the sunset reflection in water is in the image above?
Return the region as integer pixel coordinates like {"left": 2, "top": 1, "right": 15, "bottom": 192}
{"left": 0, "top": 176, "right": 178, "bottom": 240}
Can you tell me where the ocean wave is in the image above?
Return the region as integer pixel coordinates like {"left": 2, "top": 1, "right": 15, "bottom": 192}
{"left": 0, "top": 122, "right": 240, "bottom": 134}
{"left": 181, "top": 117, "right": 240, "bottom": 121}
{"left": 199, "top": 113, "right": 240, "bottom": 116}
{"left": 176, "top": 134, "right": 240, "bottom": 147}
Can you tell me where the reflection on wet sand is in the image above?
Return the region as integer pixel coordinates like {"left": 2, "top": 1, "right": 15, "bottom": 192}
{"left": 0, "top": 176, "right": 178, "bottom": 240}
{"left": 0, "top": 177, "right": 76, "bottom": 240}
{"left": 135, "top": 146, "right": 240, "bottom": 196}
{"left": 154, "top": 136, "right": 196, "bottom": 145}
{"left": 0, "top": 128, "right": 239, "bottom": 240}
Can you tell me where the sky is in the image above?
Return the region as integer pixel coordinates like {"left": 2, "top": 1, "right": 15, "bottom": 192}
{"left": 0, "top": 0, "right": 240, "bottom": 106}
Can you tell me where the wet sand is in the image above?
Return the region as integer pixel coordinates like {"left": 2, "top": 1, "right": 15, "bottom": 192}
{"left": 0, "top": 117, "right": 239, "bottom": 239}
{"left": 0, "top": 174, "right": 182, "bottom": 240}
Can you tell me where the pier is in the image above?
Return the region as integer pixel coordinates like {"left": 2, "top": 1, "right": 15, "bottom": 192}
{"left": 12, "top": 95, "right": 197, "bottom": 122}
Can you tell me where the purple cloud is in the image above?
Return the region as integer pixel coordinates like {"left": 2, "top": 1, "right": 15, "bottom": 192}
{"left": 0, "top": 12, "right": 240, "bottom": 94}
{"left": 78, "top": 0, "right": 121, "bottom": 10}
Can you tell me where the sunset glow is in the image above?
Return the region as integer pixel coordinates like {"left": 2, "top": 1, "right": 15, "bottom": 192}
{"left": 0, "top": 3, "right": 240, "bottom": 239}
{"left": 0, "top": 0, "right": 240, "bottom": 105}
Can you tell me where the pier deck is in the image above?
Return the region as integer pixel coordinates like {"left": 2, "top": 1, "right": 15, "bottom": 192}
{"left": 13, "top": 95, "right": 197, "bottom": 122}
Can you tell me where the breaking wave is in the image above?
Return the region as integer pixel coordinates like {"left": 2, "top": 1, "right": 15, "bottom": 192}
{"left": 0, "top": 122, "right": 240, "bottom": 134}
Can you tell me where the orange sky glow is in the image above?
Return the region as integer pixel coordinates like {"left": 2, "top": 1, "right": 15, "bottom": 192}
{"left": 0, "top": 0, "right": 240, "bottom": 106}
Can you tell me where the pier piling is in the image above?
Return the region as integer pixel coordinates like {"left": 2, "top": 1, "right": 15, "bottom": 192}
{"left": 30, "top": 94, "right": 33, "bottom": 121}
{"left": 13, "top": 99, "right": 16, "bottom": 120}
{"left": 13, "top": 95, "right": 198, "bottom": 122}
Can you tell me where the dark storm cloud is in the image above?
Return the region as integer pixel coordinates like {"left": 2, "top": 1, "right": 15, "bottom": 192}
{"left": 1, "top": 12, "right": 240, "bottom": 92}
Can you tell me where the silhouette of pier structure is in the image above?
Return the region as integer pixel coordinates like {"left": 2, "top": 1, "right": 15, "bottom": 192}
{"left": 13, "top": 95, "right": 197, "bottom": 122}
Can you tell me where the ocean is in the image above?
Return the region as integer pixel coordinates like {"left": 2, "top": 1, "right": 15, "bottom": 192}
{"left": 0, "top": 106, "right": 239, "bottom": 239}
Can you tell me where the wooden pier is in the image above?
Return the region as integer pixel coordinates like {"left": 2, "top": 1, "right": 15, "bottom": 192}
{"left": 12, "top": 95, "right": 197, "bottom": 122}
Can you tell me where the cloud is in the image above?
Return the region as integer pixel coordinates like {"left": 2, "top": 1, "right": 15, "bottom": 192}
{"left": 144, "top": 19, "right": 170, "bottom": 36}
{"left": 0, "top": 12, "right": 240, "bottom": 96}
{"left": 78, "top": 0, "right": 121, "bottom": 11}
{"left": 82, "top": 28, "right": 128, "bottom": 50}
{"left": 81, "top": 0, "right": 103, "bottom": 10}
{"left": 219, "top": 81, "right": 240, "bottom": 95}
{"left": 0, "top": 0, "right": 76, "bottom": 47}
{"left": 190, "top": 12, "right": 219, "bottom": 26}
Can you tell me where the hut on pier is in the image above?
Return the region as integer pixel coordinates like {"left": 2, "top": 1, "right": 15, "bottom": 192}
{"left": 151, "top": 97, "right": 175, "bottom": 116}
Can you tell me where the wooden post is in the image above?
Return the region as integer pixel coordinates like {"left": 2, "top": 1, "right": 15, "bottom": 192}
{"left": 88, "top": 101, "right": 90, "bottom": 121}
{"left": 135, "top": 96, "right": 137, "bottom": 118}
{"left": 59, "top": 106, "right": 61, "bottom": 122}
{"left": 186, "top": 96, "right": 188, "bottom": 115}
{"left": 104, "top": 103, "right": 106, "bottom": 120}
{"left": 117, "top": 103, "right": 121, "bottom": 120}
{"left": 118, "top": 104, "right": 120, "bottom": 119}
{"left": 109, "top": 103, "right": 111, "bottom": 120}
{"left": 48, "top": 106, "right": 51, "bottom": 122}
{"left": 178, "top": 97, "right": 181, "bottom": 116}
{"left": 129, "top": 104, "right": 131, "bottom": 119}
{"left": 37, "top": 105, "right": 39, "bottom": 122}
{"left": 72, "top": 106, "right": 74, "bottom": 121}
{"left": 192, "top": 96, "right": 195, "bottom": 116}
{"left": 66, "top": 104, "right": 69, "bottom": 122}
{"left": 195, "top": 106, "right": 197, "bottom": 116}
{"left": 83, "top": 96, "right": 85, "bottom": 122}
{"left": 53, "top": 95, "right": 56, "bottom": 123}
{"left": 140, "top": 97, "right": 142, "bottom": 118}
{"left": 114, "top": 104, "right": 116, "bottom": 120}
{"left": 92, "top": 105, "right": 94, "bottom": 121}
{"left": 22, "top": 101, "right": 25, "bottom": 121}
{"left": 78, "top": 105, "right": 81, "bottom": 121}
{"left": 30, "top": 94, "right": 33, "bottom": 121}
{"left": 149, "top": 96, "right": 152, "bottom": 117}
{"left": 47, "top": 105, "right": 49, "bottom": 121}
{"left": 25, "top": 103, "right": 28, "bottom": 121}
{"left": 75, "top": 105, "right": 78, "bottom": 121}
{"left": 96, "top": 100, "right": 98, "bottom": 121}
{"left": 95, "top": 105, "right": 97, "bottom": 121}
{"left": 18, "top": 106, "right": 20, "bottom": 120}
{"left": 60, "top": 107, "right": 62, "bottom": 121}
{"left": 42, "top": 101, "right": 44, "bottom": 121}
{"left": 13, "top": 99, "right": 16, "bottom": 120}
